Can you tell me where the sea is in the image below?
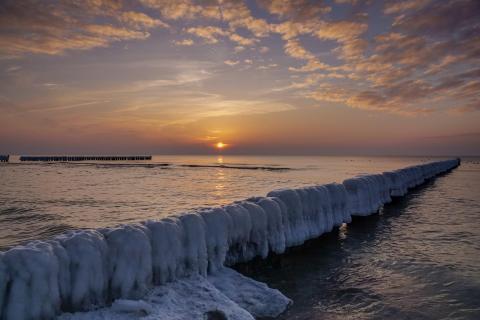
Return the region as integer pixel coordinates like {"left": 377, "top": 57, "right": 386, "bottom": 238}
{"left": 0, "top": 155, "right": 479, "bottom": 319}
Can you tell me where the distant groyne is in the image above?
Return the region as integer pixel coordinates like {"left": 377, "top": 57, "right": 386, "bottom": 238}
{"left": 0, "top": 158, "right": 461, "bottom": 319}
{"left": 18, "top": 155, "right": 152, "bottom": 162}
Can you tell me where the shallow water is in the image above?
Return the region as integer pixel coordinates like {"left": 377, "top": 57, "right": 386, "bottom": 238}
{"left": 0, "top": 156, "right": 479, "bottom": 319}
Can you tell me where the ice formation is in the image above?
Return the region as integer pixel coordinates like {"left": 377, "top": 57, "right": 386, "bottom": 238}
{"left": 57, "top": 272, "right": 258, "bottom": 320}
{"left": 0, "top": 159, "right": 460, "bottom": 320}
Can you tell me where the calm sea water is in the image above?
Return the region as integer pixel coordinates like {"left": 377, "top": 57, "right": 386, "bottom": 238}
{"left": 239, "top": 157, "right": 480, "bottom": 320}
{"left": 0, "top": 155, "right": 479, "bottom": 319}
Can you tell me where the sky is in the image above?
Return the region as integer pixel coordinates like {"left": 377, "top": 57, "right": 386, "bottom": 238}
{"left": 0, "top": 0, "right": 479, "bottom": 156}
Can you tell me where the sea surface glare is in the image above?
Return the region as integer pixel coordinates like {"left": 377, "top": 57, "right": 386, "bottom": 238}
{"left": 0, "top": 155, "right": 479, "bottom": 319}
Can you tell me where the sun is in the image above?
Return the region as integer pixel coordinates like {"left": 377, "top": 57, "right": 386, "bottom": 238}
{"left": 215, "top": 142, "right": 227, "bottom": 149}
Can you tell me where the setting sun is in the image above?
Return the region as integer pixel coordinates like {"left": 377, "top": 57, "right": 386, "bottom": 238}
{"left": 216, "top": 142, "right": 227, "bottom": 149}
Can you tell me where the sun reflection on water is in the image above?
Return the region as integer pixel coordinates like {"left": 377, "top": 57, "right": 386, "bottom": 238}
{"left": 214, "top": 157, "right": 226, "bottom": 198}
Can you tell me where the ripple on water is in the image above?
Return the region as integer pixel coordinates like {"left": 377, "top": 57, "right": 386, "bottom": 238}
{"left": 0, "top": 206, "right": 75, "bottom": 249}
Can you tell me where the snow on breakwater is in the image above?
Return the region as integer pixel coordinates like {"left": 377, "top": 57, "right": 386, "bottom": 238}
{"left": 0, "top": 159, "right": 460, "bottom": 320}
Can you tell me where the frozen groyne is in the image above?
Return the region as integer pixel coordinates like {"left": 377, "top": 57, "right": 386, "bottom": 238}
{"left": 19, "top": 155, "right": 152, "bottom": 162}
{"left": 0, "top": 159, "right": 460, "bottom": 320}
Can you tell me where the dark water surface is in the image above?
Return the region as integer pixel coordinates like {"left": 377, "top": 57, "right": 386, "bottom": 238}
{"left": 237, "top": 160, "right": 480, "bottom": 320}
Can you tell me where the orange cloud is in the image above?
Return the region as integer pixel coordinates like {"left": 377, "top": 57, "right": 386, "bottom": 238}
{"left": 284, "top": 39, "right": 315, "bottom": 60}
{"left": 186, "top": 26, "right": 226, "bottom": 44}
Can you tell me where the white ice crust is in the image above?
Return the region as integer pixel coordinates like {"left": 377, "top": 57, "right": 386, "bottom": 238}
{"left": 0, "top": 159, "right": 460, "bottom": 320}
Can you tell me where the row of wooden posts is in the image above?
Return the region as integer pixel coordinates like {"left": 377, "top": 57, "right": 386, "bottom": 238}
{"left": 0, "top": 155, "right": 152, "bottom": 162}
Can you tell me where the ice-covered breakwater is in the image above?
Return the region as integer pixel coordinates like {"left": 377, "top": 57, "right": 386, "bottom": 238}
{"left": 19, "top": 155, "right": 152, "bottom": 162}
{"left": 0, "top": 159, "right": 460, "bottom": 320}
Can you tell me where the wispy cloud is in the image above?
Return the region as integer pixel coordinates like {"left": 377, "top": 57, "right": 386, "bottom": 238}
{"left": 26, "top": 100, "right": 109, "bottom": 113}
{"left": 172, "top": 39, "right": 194, "bottom": 46}
{"left": 224, "top": 60, "right": 239, "bottom": 66}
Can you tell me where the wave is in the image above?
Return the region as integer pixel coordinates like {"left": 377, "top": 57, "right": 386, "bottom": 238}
{"left": 179, "top": 164, "right": 291, "bottom": 171}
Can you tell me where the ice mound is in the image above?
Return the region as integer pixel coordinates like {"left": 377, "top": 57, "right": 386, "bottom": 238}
{"left": 58, "top": 267, "right": 286, "bottom": 320}
{"left": 0, "top": 159, "right": 460, "bottom": 320}
{"left": 208, "top": 267, "right": 291, "bottom": 318}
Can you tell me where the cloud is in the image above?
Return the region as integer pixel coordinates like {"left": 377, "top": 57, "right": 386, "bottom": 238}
{"left": 270, "top": 16, "right": 368, "bottom": 69}
{"left": 315, "top": 20, "right": 367, "bottom": 42}
{"left": 347, "top": 70, "right": 480, "bottom": 114}
{"left": 259, "top": 46, "right": 269, "bottom": 53}
{"left": 337, "top": 0, "right": 480, "bottom": 114}
{"left": 26, "top": 100, "right": 109, "bottom": 113}
{"left": 257, "top": 63, "right": 278, "bottom": 70}
{"left": 139, "top": 0, "right": 220, "bottom": 20}
{"left": 334, "top": 38, "right": 368, "bottom": 60}
{"left": 275, "top": 73, "right": 348, "bottom": 91}
{"left": 0, "top": 0, "right": 165, "bottom": 57}
{"left": 142, "top": 0, "right": 271, "bottom": 38}
{"left": 190, "top": 98, "right": 294, "bottom": 118}
{"left": 392, "top": 0, "right": 480, "bottom": 35}
{"left": 284, "top": 39, "right": 315, "bottom": 60}
{"left": 425, "top": 54, "right": 465, "bottom": 75}
{"left": 119, "top": 11, "right": 169, "bottom": 28}
{"left": 234, "top": 46, "right": 245, "bottom": 53}
{"left": 383, "top": 0, "right": 431, "bottom": 14}
{"left": 186, "top": 26, "right": 226, "bottom": 44}
{"left": 224, "top": 60, "right": 239, "bottom": 66}
{"left": 5, "top": 65, "right": 22, "bottom": 73}
{"left": 334, "top": 0, "right": 359, "bottom": 4}
{"left": 308, "top": 86, "right": 349, "bottom": 103}
{"left": 454, "top": 101, "right": 480, "bottom": 113}
{"left": 172, "top": 39, "right": 195, "bottom": 46}
{"left": 215, "top": 0, "right": 271, "bottom": 37}
{"left": 259, "top": 0, "right": 331, "bottom": 19}
{"left": 84, "top": 24, "right": 149, "bottom": 40}
{"left": 0, "top": 33, "right": 107, "bottom": 56}
{"left": 346, "top": 91, "right": 390, "bottom": 111}
{"left": 186, "top": 26, "right": 257, "bottom": 46}
{"left": 303, "top": 76, "right": 462, "bottom": 115}
{"left": 272, "top": 20, "right": 317, "bottom": 40}
{"left": 288, "top": 59, "right": 331, "bottom": 72}
{"left": 228, "top": 33, "right": 257, "bottom": 46}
